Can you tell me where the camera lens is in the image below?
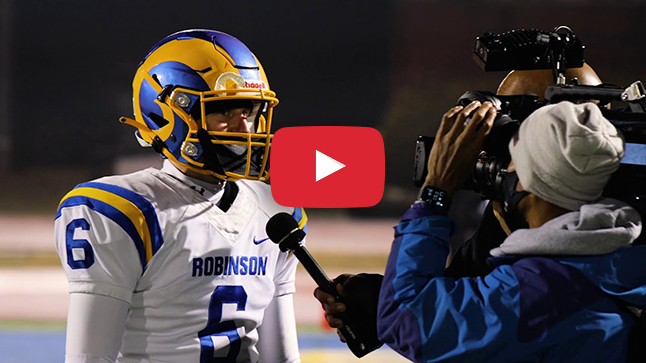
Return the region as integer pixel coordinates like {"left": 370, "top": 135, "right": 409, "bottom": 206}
{"left": 472, "top": 151, "right": 507, "bottom": 200}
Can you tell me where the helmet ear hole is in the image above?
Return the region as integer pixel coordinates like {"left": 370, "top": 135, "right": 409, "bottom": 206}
{"left": 147, "top": 113, "right": 169, "bottom": 128}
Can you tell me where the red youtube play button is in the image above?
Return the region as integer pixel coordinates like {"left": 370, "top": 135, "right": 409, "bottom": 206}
{"left": 270, "top": 126, "right": 384, "bottom": 208}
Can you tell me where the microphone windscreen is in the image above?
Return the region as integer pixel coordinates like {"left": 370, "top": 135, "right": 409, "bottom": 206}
{"left": 266, "top": 212, "right": 299, "bottom": 244}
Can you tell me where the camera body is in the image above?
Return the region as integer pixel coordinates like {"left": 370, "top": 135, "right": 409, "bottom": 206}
{"left": 413, "top": 92, "right": 543, "bottom": 200}
{"left": 413, "top": 26, "right": 646, "bottom": 216}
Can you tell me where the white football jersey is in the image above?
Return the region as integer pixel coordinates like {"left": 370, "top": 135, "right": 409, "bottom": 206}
{"left": 55, "top": 163, "right": 306, "bottom": 362}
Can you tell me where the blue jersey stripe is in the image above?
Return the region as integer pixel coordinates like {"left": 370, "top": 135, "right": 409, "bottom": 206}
{"left": 58, "top": 195, "right": 147, "bottom": 268}
{"left": 292, "top": 207, "right": 308, "bottom": 232}
{"left": 77, "top": 182, "right": 164, "bottom": 255}
{"left": 292, "top": 207, "right": 302, "bottom": 222}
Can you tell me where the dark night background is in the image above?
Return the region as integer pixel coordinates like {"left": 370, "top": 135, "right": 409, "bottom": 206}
{"left": 1, "top": 0, "right": 645, "bottom": 217}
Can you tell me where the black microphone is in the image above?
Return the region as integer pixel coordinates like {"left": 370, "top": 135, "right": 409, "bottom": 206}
{"left": 266, "top": 212, "right": 383, "bottom": 358}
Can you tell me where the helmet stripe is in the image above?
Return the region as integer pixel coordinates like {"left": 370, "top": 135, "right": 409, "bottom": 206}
{"left": 210, "top": 32, "right": 261, "bottom": 80}
{"left": 145, "top": 30, "right": 261, "bottom": 81}
{"left": 149, "top": 61, "right": 210, "bottom": 91}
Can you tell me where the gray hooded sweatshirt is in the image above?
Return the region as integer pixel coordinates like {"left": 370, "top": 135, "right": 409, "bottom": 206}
{"left": 490, "top": 198, "right": 642, "bottom": 257}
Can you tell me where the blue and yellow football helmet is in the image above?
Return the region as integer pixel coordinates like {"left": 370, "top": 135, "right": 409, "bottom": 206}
{"left": 120, "top": 29, "right": 278, "bottom": 181}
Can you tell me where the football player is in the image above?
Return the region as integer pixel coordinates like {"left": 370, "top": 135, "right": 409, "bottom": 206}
{"left": 55, "top": 29, "right": 305, "bottom": 363}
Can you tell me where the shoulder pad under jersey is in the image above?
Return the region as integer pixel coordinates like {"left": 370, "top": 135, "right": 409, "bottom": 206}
{"left": 56, "top": 172, "right": 164, "bottom": 268}
{"left": 238, "top": 180, "right": 308, "bottom": 231}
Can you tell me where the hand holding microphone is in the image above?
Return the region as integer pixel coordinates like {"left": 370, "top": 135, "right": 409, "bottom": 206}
{"left": 266, "top": 213, "right": 383, "bottom": 358}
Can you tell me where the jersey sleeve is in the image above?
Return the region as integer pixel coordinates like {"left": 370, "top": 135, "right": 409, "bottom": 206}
{"left": 55, "top": 182, "right": 164, "bottom": 303}
{"left": 256, "top": 294, "right": 300, "bottom": 362}
{"left": 272, "top": 207, "right": 308, "bottom": 296}
{"left": 65, "top": 293, "right": 130, "bottom": 362}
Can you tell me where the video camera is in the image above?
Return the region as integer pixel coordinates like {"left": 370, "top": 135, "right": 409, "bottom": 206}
{"left": 413, "top": 26, "right": 646, "bottom": 215}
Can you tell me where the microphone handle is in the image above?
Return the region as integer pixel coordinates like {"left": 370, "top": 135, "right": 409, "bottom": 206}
{"left": 291, "top": 244, "right": 377, "bottom": 358}
{"left": 291, "top": 246, "right": 336, "bottom": 294}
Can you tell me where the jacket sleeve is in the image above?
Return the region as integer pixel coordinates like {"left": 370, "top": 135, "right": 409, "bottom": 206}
{"left": 377, "top": 204, "right": 522, "bottom": 362}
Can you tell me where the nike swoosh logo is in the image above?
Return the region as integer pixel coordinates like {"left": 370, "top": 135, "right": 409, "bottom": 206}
{"left": 253, "top": 237, "right": 270, "bottom": 245}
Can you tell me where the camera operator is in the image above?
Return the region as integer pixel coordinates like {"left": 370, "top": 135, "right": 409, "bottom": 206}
{"left": 315, "top": 64, "right": 606, "bottom": 329}
{"left": 376, "top": 100, "right": 644, "bottom": 362}
{"left": 444, "top": 63, "right": 603, "bottom": 278}
{"left": 315, "top": 61, "right": 646, "bottom": 360}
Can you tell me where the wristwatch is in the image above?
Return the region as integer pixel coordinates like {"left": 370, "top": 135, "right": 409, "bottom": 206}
{"left": 416, "top": 186, "right": 452, "bottom": 215}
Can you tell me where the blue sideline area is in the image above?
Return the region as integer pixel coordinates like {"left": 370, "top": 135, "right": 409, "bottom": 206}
{"left": 0, "top": 329, "right": 404, "bottom": 362}
{"left": 0, "top": 330, "right": 66, "bottom": 363}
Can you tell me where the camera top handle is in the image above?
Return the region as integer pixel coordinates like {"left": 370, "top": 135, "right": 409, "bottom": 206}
{"left": 545, "top": 81, "right": 646, "bottom": 113}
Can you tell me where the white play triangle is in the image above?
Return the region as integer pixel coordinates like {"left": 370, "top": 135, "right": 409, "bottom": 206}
{"left": 315, "top": 150, "right": 346, "bottom": 181}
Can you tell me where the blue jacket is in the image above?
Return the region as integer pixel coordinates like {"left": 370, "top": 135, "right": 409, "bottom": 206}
{"left": 378, "top": 203, "right": 646, "bottom": 362}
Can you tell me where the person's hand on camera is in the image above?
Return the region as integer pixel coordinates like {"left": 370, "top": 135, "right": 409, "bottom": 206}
{"left": 423, "top": 101, "right": 497, "bottom": 195}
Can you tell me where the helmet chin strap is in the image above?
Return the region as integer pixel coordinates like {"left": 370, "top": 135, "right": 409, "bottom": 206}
{"left": 196, "top": 128, "right": 227, "bottom": 176}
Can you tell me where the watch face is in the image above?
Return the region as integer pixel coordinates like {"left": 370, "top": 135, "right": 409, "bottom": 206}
{"left": 419, "top": 186, "right": 450, "bottom": 208}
